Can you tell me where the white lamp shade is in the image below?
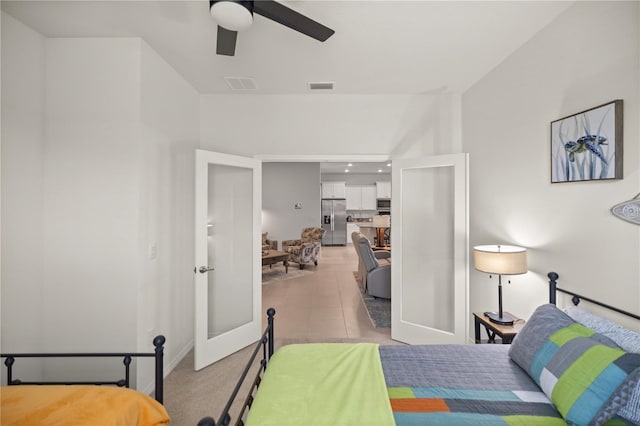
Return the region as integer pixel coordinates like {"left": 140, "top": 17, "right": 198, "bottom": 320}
{"left": 210, "top": 1, "right": 253, "bottom": 31}
{"left": 372, "top": 215, "right": 390, "bottom": 228}
{"left": 473, "top": 245, "right": 527, "bottom": 275}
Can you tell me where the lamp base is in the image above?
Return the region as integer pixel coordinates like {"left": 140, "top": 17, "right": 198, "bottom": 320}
{"left": 484, "top": 311, "right": 515, "bottom": 326}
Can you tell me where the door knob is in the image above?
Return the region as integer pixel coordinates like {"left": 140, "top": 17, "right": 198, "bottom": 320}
{"left": 195, "top": 266, "right": 215, "bottom": 273}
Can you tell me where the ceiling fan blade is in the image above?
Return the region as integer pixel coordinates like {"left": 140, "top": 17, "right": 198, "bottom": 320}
{"left": 253, "top": 0, "right": 334, "bottom": 42}
{"left": 216, "top": 26, "right": 238, "bottom": 56}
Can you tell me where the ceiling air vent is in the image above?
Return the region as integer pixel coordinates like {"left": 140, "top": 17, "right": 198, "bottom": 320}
{"left": 308, "top": 81, "right": 334, "bottom": 91}
{"left": 224, "top": 77, "right": 258, "bottom": 91}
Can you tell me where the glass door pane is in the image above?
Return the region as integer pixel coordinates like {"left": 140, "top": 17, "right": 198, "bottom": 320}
{"left": 401, "top": 166, "right": 454, "bottom": 333}
{"left": 207, "top": 163, "right": 253, "bottom": 338}
{"left": 391, "top": 154, "right": 468, "bottom": 345}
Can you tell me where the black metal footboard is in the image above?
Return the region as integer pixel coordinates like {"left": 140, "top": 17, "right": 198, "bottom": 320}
{"left": 1, "top": 335, "right": 166, "bottom": 403}
{"left": 548, "top": 271, "right": 640, "bottom": 320}
{"left": 198, "top": 308, "right": 276, "bottom": 426}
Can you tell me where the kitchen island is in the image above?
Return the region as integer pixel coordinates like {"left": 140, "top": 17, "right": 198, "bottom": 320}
{"left": 356, "top": 223, "right": 376, "bottom": 244}
{"left": 356, "top": 221, "right": 389, "bottom": 247}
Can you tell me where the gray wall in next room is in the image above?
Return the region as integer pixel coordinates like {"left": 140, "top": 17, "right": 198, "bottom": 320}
{"left": 262, "top": 163, "right": 321, "bottom": 248}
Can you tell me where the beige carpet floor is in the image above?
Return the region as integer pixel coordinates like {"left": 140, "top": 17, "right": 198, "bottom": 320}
{"left": 163, "top": 343, "right": 264, "bottom": 426}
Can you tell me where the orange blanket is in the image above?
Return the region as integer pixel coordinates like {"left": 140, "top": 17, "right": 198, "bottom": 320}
{"left": 1, "top": 385, "right": 170, "bottom": 426}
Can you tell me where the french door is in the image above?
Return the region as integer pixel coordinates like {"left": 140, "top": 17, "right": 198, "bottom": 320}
{"left": 194, "top": 150, "right": 262, "bottom": 371}
{"left": 391, "top": 154, "right": 468, "bottom": 344}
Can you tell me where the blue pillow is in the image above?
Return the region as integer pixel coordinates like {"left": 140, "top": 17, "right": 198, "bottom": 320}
{"left": 564, "top": 306, "right": 640, "bottom": 353}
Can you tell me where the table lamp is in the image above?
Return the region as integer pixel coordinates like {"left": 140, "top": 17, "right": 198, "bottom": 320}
{"left": 372, "top": 215, "right": 390, "bottom": 247}
{"left": 473, "top": 244, "right": 527, "bottom": 325}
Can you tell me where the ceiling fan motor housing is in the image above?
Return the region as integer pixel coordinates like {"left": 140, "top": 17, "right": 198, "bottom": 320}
{"left": 211, "top": 0, "right": 334, "bottom": 56}
{"left": 210, "top": 0, "right": 254, "bottom": 32}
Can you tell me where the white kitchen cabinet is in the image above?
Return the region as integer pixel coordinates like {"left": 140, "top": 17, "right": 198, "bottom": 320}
{"left": 376, "top": 181, "right": 391, "bottom": 199}
{"left": 322, "top": 182, "right": 346, "bottom": 199}
{"left": 346, "top": 223, "right": 360, "bottom": 243}
{"left": 345, "top": 186, "right": 362, "bottom": 210}
{"left": 361, "top": 185, "right": 377, "bottom": 210}
{"left": 346, "top": 185, "right": 377, "bottom": 210}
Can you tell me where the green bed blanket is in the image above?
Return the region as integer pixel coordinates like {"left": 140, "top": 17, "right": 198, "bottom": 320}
{"left": 245, "top": 343, "right": 394, "bottom": 426}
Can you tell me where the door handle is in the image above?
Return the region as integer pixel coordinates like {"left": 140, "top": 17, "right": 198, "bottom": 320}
{"left": 194, "top": 266, "right": 215, "bottom": 274}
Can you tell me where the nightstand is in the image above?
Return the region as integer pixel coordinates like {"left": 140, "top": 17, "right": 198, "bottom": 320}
{"left": 473, "top": 312, "right": 525, "bottom": 344}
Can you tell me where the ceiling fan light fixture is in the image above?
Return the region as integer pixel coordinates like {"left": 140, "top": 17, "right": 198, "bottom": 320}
{"left": 210, "top": 1, "right": 253, "bottom": 32}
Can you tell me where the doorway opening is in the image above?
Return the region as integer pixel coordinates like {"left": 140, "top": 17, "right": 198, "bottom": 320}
{"left": 258, "top": 155, "right": 392, "bottom": 340}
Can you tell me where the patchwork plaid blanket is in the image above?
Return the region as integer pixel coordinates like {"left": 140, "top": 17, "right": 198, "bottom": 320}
{"left": 379, "top": 344, "right": 568, "bottom": 425}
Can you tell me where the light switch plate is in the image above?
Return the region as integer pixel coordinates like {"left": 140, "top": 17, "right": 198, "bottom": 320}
{"left": 149, "top": 243, "right": 158, "bottom": 260}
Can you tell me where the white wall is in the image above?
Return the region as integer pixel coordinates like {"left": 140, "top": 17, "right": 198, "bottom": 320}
{"left": 463, "top": 1, "right": 639, "bottom": 329}
{"left": 200, "top": 94, "right": 412, "bottom": 156}
{"left": 199, "top": 93, "right": 461, "bottom": 159}
{"left": 199, "top": 92, "right": 461, "bottom": 163}
{"left": 42, "top": 38, "right": 141, "bottom": 366}
{"left": 1, "top": 27, "right": 199, "bottom": 387}
{"left": 1, "top": 12, "right": 46, "bottom": 365}
{"left": 390, "top": 93, "right": 463, "bottom": 158}
{"left": 139, "top": 41, "right": 199, "bottom": 385}
{"left": 262, "top": 163, "right": 321, "bottom": 246}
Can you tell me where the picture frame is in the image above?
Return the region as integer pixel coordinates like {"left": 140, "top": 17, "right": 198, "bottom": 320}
{"left": 550, "top": 99, "right": 623, "bottom": 183}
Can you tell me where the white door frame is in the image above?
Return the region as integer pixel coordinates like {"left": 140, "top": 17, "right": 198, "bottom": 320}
{"left": 256, "top": 154, "right": 390, "bottom": 164}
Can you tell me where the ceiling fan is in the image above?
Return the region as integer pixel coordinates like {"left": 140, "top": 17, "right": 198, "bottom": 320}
{"left": 209, "top": 0, "right": 335, "bottom": 56}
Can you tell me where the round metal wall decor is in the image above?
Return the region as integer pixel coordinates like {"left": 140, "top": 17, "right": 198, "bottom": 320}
{"left": 611, "top": 194, "right": 640, "bottom": 225}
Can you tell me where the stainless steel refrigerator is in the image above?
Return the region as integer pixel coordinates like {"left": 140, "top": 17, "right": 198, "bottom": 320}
{"left": 321, "top": 199, "right": 347, "bottom": 246}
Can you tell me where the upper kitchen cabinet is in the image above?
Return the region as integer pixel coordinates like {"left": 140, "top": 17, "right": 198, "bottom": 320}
{"left": 322, "top": 181, "right": 346, "bottom": 199}
{"left": 345, "top": 186, "right": 361, "bottom": 210}
{"left": 376, "top": 181, "right": 392, "bottom": 199}
{"left": 346, "top": 185, "right": 376, "bottom": 210}
{"left": 362, "top": 186, "right": 377, "bottom": 209}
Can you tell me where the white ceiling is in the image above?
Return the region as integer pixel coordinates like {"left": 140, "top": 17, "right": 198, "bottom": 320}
{"left": 1, "top": 0, "right": 574, "bottom": 95}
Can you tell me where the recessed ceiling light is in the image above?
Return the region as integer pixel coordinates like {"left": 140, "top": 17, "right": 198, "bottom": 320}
{"left": 386, "top": 163, "right": 391, "bottom": 167}
{"left": 378, "top": 169, "right": 382, "bottom": 173}
{"left": 345, "top": 169, "right": 349, "bottom": 173}
{"left": 348, "top": 163, "right": 353, "bottom": 167}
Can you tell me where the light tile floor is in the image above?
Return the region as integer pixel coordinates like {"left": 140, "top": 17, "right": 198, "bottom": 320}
{"left": 261, "top": 245, "right": 392, "bottom": 341}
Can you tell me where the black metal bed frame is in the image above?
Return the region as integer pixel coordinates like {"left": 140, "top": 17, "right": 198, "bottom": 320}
{"left": 198, "top": 307, "right": 276, "bottom": 426}
{"left": 1, "top": 335, "right": 166, "bottom": 403}
{"left": 547, "top": 271, "right": 640, "bottom": 321}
